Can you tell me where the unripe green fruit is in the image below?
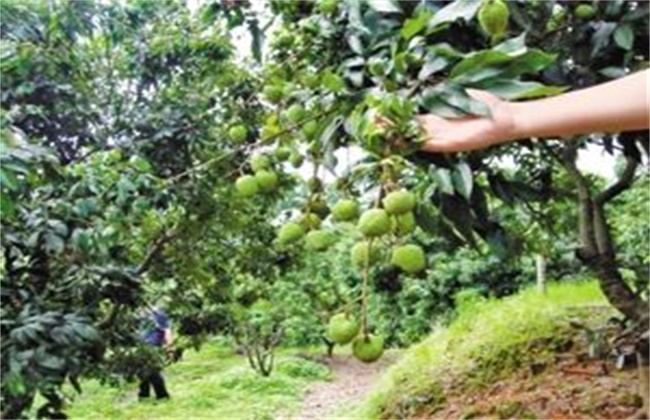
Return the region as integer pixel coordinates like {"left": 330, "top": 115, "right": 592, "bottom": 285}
{"left": 235, "top": 175, "right": 259, "bottom": 197}
{"left": 391, "top": 244, "right": 426, "bottom": 273}
{"left": 382, "top": 190, "right": 416, "bottom": 215}
{"left": 574, "top": 4, "right": 595, "bottom": 20}
{"left": 318, "top": 0, "right": 339, "bottom": 15}
{"left": 352, "top": 334, "right": 384, "bottom": 363}
{"left": 478, "top": 0, "right": 509, "bottom": 38}
{"left": 289, "top": 152, "right": 304, "bottom": 168}
{"left": 332, "top": 199, "right": 359, "bottom": 222}
{"left": 327, "top": 313, "right": 360, "bottom": 345}
{"left": 358, "top": 208, "right": 391, "bottom": 237}
{"left": 303, "top": 73, "right": 320, "bottom": 89}
{"left": 351, "top": 241, "right": 381, "bottom": 268}
{"left": 305, "top": 230, "right": 336, "bottom": 251}
{"left": 277, "top": 222, "right": 305, "bottom": 245}
{"left": 255, "top": 170, "right": 278, "bottom": 192}
{"left": 286, "top": 104, "right": 306, "bottom": 124}
{"left": 300, "top": 212, "right": 322, "bottom": 230}
{"left": 302, "top": 120, "right": 319, "bottom": 139}
{"left": 263, "top": 85, "right": 284, "bottom": 103}
{"left": 311, "top": 197, "right": 330, "bottom": 219}
{"left": 275, "top": 146, "right": 291, "bottom": 161}
{"left": 229, "top": 125, "right": 247, "bottom": 143}
{"left": 261, "top": 125, "right": 281, "bottom": 143}
{"left": 250, "top": 154, "right": 270, "bottom": 173}
{"left": 308, "top": 177, "right": 323, "bottom": 193}
{"left": 393, "top": 212, "right": 416, "bottom": 235}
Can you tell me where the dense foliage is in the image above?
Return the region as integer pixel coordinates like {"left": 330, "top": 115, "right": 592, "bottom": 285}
{"left": 1, "top": 0, "right": 648, "bottom": 417}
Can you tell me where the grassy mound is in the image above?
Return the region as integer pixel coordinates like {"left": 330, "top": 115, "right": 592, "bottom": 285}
{"left": 352, "top": 281, "right": 614, "bottom": 419}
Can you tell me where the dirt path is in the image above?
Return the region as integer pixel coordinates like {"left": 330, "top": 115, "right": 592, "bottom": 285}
{"left": 281, "top": 353, "right": 398, "bottom": 419}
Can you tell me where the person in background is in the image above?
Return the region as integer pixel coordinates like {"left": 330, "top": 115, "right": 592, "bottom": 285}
{"left": 415, "top": 70, "right": 649, "bottom": 153}
{"left": 138, "top": 304, "right": 173, "bottom": 400}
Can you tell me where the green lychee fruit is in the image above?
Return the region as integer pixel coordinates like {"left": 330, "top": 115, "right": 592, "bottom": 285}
{"left": 311, "top": 197, "right": 330, "bottom": 219}
{"left": 302, "top": 120, "right": 319, "bottom": 139}
{"left": 263, "top": 85, "right": 284, "bottom": 103}
{"left": 274, "top": 146, "right": 291, "bottom": 161}
{"left": 286, "top": 104, "right": 306, "bottom": 124}
{"left": 300, "top": 212, "right": 322, "bottom": 230}
{"left": 255, "top": 170, "right": 278, "bottom": 192}
{"left": 391, "top": 244, "right": 426, "bottom": 273}
{"left": 228, "top": 125, "right": 247, "bottom": 143}
{"left": 332, "top": 199, "right": 359, "bottom": 222}
{"left": 327, "top": 313, "right": 360, "bottom": 345}
{"left": 393, "top": 212, "right": 416, "bottom": 235}
{"left": 277, "top": 222, "right": 305, "bottom": 245}
{"left": 574, "top": 4, "right": 595, "bottom": 20}
{"left": 290, "top": 152, "right": 304, "bottom": 168}
{"left": 261, "top": 124, "right": 281, "bottom": 144}
{"left": 235, "top": 175, "right": 259, "bottom": 198}
{"left": 352, "top": 334, "right": 384, "bottom": 363}
{"left": 382, "top": 190, "right": 416, "bottom": 215}
{"left": 478, "top": 0, "right": 509, "bottom": 38}
{"left": 305, "top": 230, "right": 336, "bottom": 251}
{"left": 250, "top": 154, "right": 270, "bottom": 173}
{"left": 358, "top": 208, "right": 391, "bottom": 237}
{"left": 350, "top": 241, "right": 381, "bottom": 268}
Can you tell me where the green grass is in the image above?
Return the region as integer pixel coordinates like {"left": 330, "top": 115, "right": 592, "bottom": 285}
{"left": 64, "top": 340, "right": 331, "bottom": 420}
{"left": 347, "top": 280, "right": 614, "bottom": 419}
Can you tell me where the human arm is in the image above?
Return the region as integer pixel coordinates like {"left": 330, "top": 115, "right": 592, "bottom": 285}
{"left": 163, "top": 327, "right": 173, "bottom": 347}
{"left": 418, "top": 70, "right": 650, "bottom": 153}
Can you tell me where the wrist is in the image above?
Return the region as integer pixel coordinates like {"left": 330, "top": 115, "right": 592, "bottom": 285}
{"left": 503, "top": 101, "right": 528, "bottom": 143}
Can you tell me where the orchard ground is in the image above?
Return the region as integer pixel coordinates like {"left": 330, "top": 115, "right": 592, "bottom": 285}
{"left": 60, "top": 281, "right": 641, "bottom": 419}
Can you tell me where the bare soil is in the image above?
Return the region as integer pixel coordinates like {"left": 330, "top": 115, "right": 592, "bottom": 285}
{"left": 279, "top": 353, "right": 398, "bottom": 419}
{"left": 416, "top": 355, "right": 642, "bottom": 420}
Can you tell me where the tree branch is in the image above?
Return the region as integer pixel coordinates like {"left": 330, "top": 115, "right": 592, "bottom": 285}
{"left": 595, "top": 155, "right": 638, "bottom": 205}
{"left": 557, "top": 144, "right": 598, "bottom": 258}
{"left": 136, "top": 230, "right": 176, "bottom": 275}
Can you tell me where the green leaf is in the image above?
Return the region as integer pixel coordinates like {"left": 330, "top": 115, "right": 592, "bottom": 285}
{"left": 0, "top": 168, "right": 18, "bottom": 190}
{"left": 432, "top": 167, "right": 454, "bottom": 195}
{"left": 37, "top": 355, "right": 66, "bottom": 371}
{"left": 44, "top": 232, "right": 65, "bottom": 254}
{"left": 452, "top": 162, "right": 473, "bottom": 200}
{"left": 417, "top": 55, "right": 449, "bottom": 81}
{"left": 401, "top": 11, "right": 429, "bottom": 40}
{"left": 475, "top": 79, "right": 568, "bottom": 100}
{"left": 591, "top": 22, "right": 617, "bottom": 58}
{"left": 322, "top": 71, "right": 345, "bottom": 92}
{"left": 366, "top": 0, "right": 402, "bottom": 14}
{"left": 1, "top": 194, "right": 15, "bottom": 219}
{"left": 598, "top": 67, "right": 627, "bottom": 79}
{"left": 428, "top": 0, "right": 482, "bottom": 29}
{"left": 420, "top": 85, "right": 490, "bottom": 118}
{"left": 414, "top": 202, "right": 438, "bottom": 234}
{"left": 347, "top": 35, "right": 364, "bottom": 55}
{"left": 613, "top": 24, "right": 634, "bottom": 50}
{"left": 493, "top": 32, "right": 527, "bottom": 54}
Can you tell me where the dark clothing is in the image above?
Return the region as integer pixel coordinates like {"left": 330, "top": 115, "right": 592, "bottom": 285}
{"left": 138, "top": 308, "right": 171, "bottom": 400}
{"left": 141, "top": 309, "right": 171, "bottom": 347}
{"left": 138, "top": 370, "right": 170, "bottom": 400}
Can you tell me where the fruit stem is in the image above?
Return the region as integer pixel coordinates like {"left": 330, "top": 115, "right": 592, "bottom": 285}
{"left": 361, "top": 238, "right": 372, "bottom": 337}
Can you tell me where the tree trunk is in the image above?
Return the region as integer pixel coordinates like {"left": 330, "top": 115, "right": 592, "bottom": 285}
{"left": 535, "top": 253, "right": 546, "bottom": 295}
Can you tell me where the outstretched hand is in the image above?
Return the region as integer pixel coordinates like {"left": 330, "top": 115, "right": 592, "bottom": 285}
{"left": 416, "top": 90, "right": 516, "bottom": 153}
